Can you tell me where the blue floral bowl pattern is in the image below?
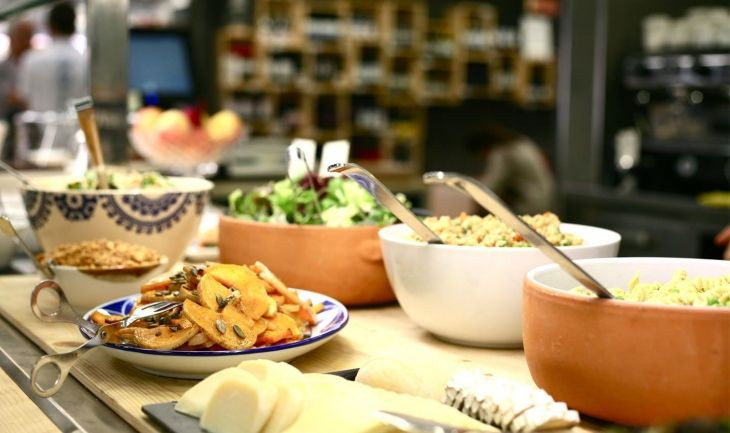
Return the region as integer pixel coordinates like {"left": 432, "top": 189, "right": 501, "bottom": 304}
{"left": 22, "top": 176, "right": 213, "bottom": 263}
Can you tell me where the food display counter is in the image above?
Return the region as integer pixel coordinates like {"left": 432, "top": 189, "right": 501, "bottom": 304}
{"left": 0, "top": 274, "right": 543, "bottom": 433}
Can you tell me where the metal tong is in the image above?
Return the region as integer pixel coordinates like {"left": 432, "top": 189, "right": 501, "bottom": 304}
{"left": 328, "top": 162, "right": 443, "bottom": 244}
{"left": 423, "top": 171, "right": 613, "bottom": 299}
{"left": 29, "top": 280, "right": 181, "bottom": 397}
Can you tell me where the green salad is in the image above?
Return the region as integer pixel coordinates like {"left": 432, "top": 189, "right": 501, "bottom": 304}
{"left": 228, "top": 176, "right": 406, "bottom": 227}
{"left": 67, "top": 169, "right": 172, "bottom": 190}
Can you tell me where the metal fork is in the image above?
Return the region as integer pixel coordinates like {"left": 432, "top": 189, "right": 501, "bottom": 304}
{"left": 30, "top": 280, "right": 181, "bottom": 397}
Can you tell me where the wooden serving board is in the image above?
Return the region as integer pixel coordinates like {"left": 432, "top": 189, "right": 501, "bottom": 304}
{"left": 0, "top": 275, "right": 534, "bottom": 433}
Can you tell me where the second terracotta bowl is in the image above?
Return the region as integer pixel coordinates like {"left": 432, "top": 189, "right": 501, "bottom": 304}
{"left": 523, "top": 257, "right": 730, "bottom": 426}
{"left": 218, "top": 215, "right": 394, "bottom": 306}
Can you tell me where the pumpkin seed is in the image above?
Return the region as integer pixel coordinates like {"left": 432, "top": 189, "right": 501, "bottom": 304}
{"left": 216, "top": 294, "right": 228, "bottom": 309}
{"left": 172, "top": 290, "right": 180, "bottom": 297}
{"left": 233, "top": 324, "right": 246, "bottom": 339}
{"left": 169, "top": 326, "right": 179, "bottom": 332}
{"left": 215, "top": 319, "right": 226, "bottom": 334}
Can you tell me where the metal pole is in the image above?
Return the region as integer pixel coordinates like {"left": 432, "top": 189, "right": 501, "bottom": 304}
{"left": 86, "top": 0, "right": 129, "bottom": 163}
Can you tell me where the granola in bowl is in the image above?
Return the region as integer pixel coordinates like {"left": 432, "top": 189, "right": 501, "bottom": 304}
{"left": 43, "top": 239, "right": 162, "bottom": 271}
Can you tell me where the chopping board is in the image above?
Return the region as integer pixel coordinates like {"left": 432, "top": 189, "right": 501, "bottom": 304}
{"left": 0, "top": 275, "right": 532, "bottom": 433}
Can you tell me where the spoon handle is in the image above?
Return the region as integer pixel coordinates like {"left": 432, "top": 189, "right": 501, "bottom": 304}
{"left": 328, "top": 163, "right": 442, "bottom": 244}
{"left": 73, "top": 97, "right": 108, "bottom": 189}
{"left": 423, "top": 171, "right": 613, "bottom": 299}
{"left": 0, "top": 216, "right": 52, "bottom": 278}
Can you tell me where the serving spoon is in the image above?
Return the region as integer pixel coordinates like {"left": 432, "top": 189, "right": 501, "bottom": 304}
{"left": 73, "top": 96, "right": 108, "bottom": 189}
{"left": 328, "top": 163, "right": 443, "bottom": 244}
{"left": 423, "top": 171, "right": 613, "bottom": 299}
{"left": 29, "top": 280, "right": 181, "bottom": 397}
{"left": 0, "top": 215, "right": 53, "bottom": 278}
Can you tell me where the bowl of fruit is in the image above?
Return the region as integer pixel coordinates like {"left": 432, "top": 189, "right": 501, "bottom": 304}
{"left": 129, "top": 107, "right": 244, "bottom": 175}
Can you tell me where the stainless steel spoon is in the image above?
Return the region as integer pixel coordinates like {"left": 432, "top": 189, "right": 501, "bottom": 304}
{"left": 0, "top": 215, "right": 52, "bottom": 278}
{"left": 30, "top": 280, "right": 181, "bottom": 397}
{"left": 423, "top": 171, "right": 613, "bottom": 299}
{"left": 328, "top": 163, "right": 443, "bottom": 244}
{"left": 0, "top": 159, "right": 37, "bottom": 190}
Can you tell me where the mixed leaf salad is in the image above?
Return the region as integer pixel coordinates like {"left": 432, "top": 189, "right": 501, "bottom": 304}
{"left": 67, "top": 169, "right": 172, "bottom": 190}
{"left": 228, "top": 176, "right": 407, "bottom": 227}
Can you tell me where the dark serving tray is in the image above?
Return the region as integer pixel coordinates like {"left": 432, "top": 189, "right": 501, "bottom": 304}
{"left": 142, "top": 368, "right": 360, "bottom": 433}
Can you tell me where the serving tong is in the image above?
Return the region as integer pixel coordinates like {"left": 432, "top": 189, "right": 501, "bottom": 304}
{"left": 327, "top": 163, "right": 611, "bottom": 299}
{"left": 29, "top": 280, "right": 181, "bottom": 397}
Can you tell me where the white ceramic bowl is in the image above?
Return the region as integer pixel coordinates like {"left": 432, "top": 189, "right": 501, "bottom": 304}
{"left": 379, "top": 223, "right": 621, "bottom": 347}
{"left": 50, "top": 257, "right": 169, "bottom": 312}
{"left": 21, "top": 176, "right": 213, "bottom": 264}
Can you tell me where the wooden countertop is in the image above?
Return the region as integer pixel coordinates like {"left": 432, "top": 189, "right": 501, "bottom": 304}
{"left": 0, "top": 368, "right": 60, "bottom": 433}
{"left": 0, "top": 274, "right": 537, "bottom": 432}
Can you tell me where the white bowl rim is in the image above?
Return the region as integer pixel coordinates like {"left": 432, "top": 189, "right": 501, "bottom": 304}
{"left": 378, "top": 222, "right": 621, "bottom": 253}
{"left": 21, "top": 175, "right": 213, "bottom": 194}
{"left": 525, "top": 256, "right": 730, "bottom": 314}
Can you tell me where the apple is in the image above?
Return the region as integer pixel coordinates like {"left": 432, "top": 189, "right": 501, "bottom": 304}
{"left": 205, "top": 110, "right": 242, "bottom": 143}
{"left": 154, "top": 109, "right": 192, "bottom": 141}
{"left": 135, "top": 106, "right": 162, "bottom": 133}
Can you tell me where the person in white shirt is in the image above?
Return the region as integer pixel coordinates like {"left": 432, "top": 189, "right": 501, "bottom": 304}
{"left": 18, "top": 2, "right": 87, "bottom": 113}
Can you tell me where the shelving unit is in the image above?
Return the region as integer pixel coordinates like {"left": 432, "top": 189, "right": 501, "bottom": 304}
{"left": 218, "top": 0, "right": 557, "bottom": 176}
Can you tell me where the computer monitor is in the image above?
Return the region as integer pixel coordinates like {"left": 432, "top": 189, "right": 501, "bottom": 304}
{"left": 129, "top": 29, "right": 195, "bottom": 103}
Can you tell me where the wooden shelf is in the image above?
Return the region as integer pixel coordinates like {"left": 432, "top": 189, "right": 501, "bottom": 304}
{"left": 217, "top": 0, "right": 557, "bottom": 174}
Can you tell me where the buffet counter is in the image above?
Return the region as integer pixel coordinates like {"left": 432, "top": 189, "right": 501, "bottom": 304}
{"left": 0, "top": 274, "right": 555, "bottom": 433}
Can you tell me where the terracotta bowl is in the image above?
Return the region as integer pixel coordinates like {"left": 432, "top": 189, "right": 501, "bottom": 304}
{"left": 523, "top": 257, "right": 730, "bottom": 426}
{"left": 218, "top": 215, "right": 394, "bottom": 306}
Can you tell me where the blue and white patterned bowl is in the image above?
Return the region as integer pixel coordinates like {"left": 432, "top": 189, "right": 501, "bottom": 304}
{"left": 21, "top": 175, "right": 213, "bottom": 264}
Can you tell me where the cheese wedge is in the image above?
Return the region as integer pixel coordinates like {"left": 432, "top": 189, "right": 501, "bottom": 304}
{"left": 281, "top": 373, "right": 490, "bottom": 433}
{"left": 200, "top": 370, "right": 278, "bottom": 433}
{"left": 237, "top": 360, "right": 307, "bottom": 433}
{"left": 175, "top": 368, "right": 242, "bottom": 418}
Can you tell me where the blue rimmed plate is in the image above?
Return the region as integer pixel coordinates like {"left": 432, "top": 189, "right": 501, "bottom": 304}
{"left": 81, "top": 289, "right": 348, "bottom": 379}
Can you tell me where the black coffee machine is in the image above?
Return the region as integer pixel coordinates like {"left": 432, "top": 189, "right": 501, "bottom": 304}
{"left": 622, "top": 51, "right": 730, "bottom": 195}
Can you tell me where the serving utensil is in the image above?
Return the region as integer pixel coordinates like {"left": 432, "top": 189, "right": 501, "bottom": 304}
{"left": 29, "top": 280, "right": 181, "bottom": 397}
{"left": 73, "top": 96, "right": 108, "bottom": 189}
{"left": 0, "top": 159, "right": 37, "bottom": 190}
{"left": 422, "top": 171, "right": 613, "bottom": 299}
{"left": 375, "top": 410, "right": 495, "bottom": 433}
{"left": 328, "top": 163, "right": 443, "bottom": 244}
{"left": 0, "top": 215, "right": 52, "bottom": 278}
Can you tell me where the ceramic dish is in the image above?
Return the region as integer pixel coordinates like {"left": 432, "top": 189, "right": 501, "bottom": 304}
{"left": 379, "top": 223, "right": 621, "bottom": 347}
{"left": 50, "top": 257, "right": 169, "bottom": 312}
{"left": 219, "top": 216, "right": 394, "bottom": 306}
{"left": 80, "top": 289, "right": 348, "bottom": 379}
{"left": 523, "top": 257, "right": 730, "bottom": 425}
{"left": 21, "top": 175, "right": 213, "bottom": 264}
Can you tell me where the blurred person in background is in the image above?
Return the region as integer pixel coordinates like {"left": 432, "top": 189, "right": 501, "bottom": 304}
{"left": 18, "top": 2, "right": 87, "bottom": 113}
{"left": 0, "top": 20, "right": 33, "bottom": 161}
{"left": 428, "top": 124, "right": 555, "bottom": 216}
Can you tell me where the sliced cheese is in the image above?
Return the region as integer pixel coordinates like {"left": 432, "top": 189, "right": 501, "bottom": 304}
{"left": 200, "top": 370, "right": 278, "bottom": 433}
{"left": 237, "top": 360, "right": 308, "bottom": 433}
{"left": 355, "top": 357, "right": 476, "bottom": 401}
{"left": 281, "top": 373, "right": 490, "bottom": 433}
{"left": 175, "top": 368, "right": 242, "bottom": 418}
